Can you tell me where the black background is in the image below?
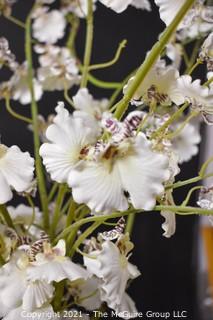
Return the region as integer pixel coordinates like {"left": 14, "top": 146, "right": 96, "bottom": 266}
{"left": 0, "top": 1, "right": 201, "bottom": 319}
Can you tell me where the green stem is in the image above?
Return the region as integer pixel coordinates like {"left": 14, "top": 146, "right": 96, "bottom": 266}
{"left": 81, "top": 0, "right": 94, "bottom": 87}
{"left": 89, "top": 39, "right": 127, "bottom": 71}
{"left": 181, "top": 186, "right": 203, "bottom": 206}
{"left": 48, "top": 182, "right": 58, "bottom": 202}
{"left": 56, "top": 203, "right": 213, "bottom": 242}
{"left": 69, "top": 221, "right": 101, "bottom": 257}
{"left": 113, "top": 0, "right": 195, "bottom": 120}
{"left": 0, "top": 205, "right": 14, "bottom": 229}
{"left": 64, "top": 86, "right": 75, "bottom": 108}
{"left": 66, "top": 14, "right": 80, "bottom": 56}
{"left": 151, "top": 102, "right": 189, "bottom": 139}
{"left": 53, "top": 280, "right": 65, "bottom": 311}
{"left": 187, "top": 58, "right": 203, "bottom": 75}
{"left": 5, "top": 96, "right": 32, "bottom": 124}
{"left": 66, "top": 200, "right": 76, "bottom": 227}
{"left": 87, "top": 73, "right": 120, "bottom": 89}
{"left": 125, "top": 213, "right": 136, "bottom": 235}
{"left": 50, "top": 184, "right": 67, "bottom": 238}
{"left": 199, "top": 156, "right": 213, "bottom": 177}
{"left": 6, "top": 15, "right": 25, "bottom": 28}
{"left": 165, "top": 111, "right": 198, "bottom": 139}
{"left": 25, "top": 12, "right": 49, "bottom": 230}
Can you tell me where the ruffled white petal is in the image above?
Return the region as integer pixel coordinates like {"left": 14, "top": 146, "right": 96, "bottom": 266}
{"left": 84, "top": 241, "right": 140, "bottom": 306}
{"left": 177, "top": 75, "right": 213, "bottom": 111}
{"left": 27, "top": 260, "right": 89, "bottom": 283}
{"left": 99, "top": 0, "right": 132, "bottom": 13}
{"left": 0, "top": 146, "right": 34, "bottom": 201}
{"left": 22, "top": 281, "right": 54, "bottom": 311}
{"left": 154, "top": 0, "right": 185, "bottom": 26}
{"left": 68, "top": 162, "right": 128, "bottom": 215}
{"left": 32, "top": 10, "right": 66, "bottom": 44}
{"left": 117, "top": 134, "right": 169, "bottom": 210}
{"left": 171, "top": 121, "right": 201, "bottom": 164}
{"left": 160, "top": 211, "right": 176, "bottom": 238}
{"left": 109, "top": 293, "right": 138, "bottom": 319}
{"left": 40, "top": 103, "right": 94, "bottom": 183}
{"left": 0, "top": 171, "right": 13, "bottom": 204}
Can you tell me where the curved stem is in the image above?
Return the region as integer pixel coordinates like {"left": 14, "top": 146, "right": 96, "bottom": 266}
{"left": 87, "top": 73, "right": 120, "bottom": 89}
{"left": 6, "top": 15, "right": 25, "bottom": 28}
{"left": 69, "top": 221, "right": 101, "bottom": 257}
{"left": 25, "top": 12, "right": 49, "bottom": 230}
{"left": 0, "top": 205, "right": 14, "bottom": 229}
{"left": 125, "top": 213, "right": 136, "bottom": 235}
{"left": 182, "top": 186, "right": 203, "bottom": 206}
{"left": 151, "top": 102, "right": 189, "bottom": 139}
{"left": 89, "top": 39, "right": 127, "bottom": 71}
{"left": 81, "top": 0, "right": 94, "bottom": 87}
{"left": 50, "top": 184, "right": 67, "bottom": 239}
{"left": 5, "top": 96, "right": 32, "bottom": 124}
{"left": 113, "top": 0, "right": 195, "bottom": 120}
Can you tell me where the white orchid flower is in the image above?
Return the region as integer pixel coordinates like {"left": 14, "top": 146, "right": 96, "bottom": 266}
{"left": 177, "top": 75, "right": 213, "bottom": 122}
{"left": 10, "top": 62, "right": 42, "bottom": 105}
{"left": 0, "top": 249, "right": 54, "bottom": 319}
{"left": 27, "top": 239, "right": 90, "bottom": 283}
{"left": 171, "top": 120, "right": 201, "bottom": 164}
{"left": 0, "top": 143, "right": 34, "bottom": 204}
{"left": 32, "top": 7, "right": 66, "bottom": 44}
{"left": 124, "top": 61, "right": 184, "bottom": 106}
{"left": 69, "top": 132, "right": 169, "bottom": 214}
{"left": 36, "top": 45, "right": 80, "bottom": 91}
{"left": 39, "top": 102, "right": 95, "bottom": 183}
{"left": 84, "top": 235, "right": 140, "bottom": 318}
{"left": 73, "top": 88, "right": 108, "bottom": 137}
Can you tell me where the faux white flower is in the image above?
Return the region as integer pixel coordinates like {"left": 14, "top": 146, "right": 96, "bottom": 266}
{"left": 171, "top": 120, "right": 201, "bottom": 164}
{"left": 73, "top": 88, "right": 108, "bottom": 136}
{"left": 68, "top": 277, "right": 102, "bottom": 311}
{"left": 124, "top": 61, "right": 184, "bottom": 106}
{"left": 36, "top": 45, "right": 80, "bottom": 91}
{"left": 177, "top": 75, "right": 213, "bottom": 121}
{"left": 99, "top": 0, "right": 151, "bottom": 13}
{"left": 69, "top": 125, "right": 169, "bottom": 214}
{"left": 61, "top": 0, "right": 97, "bottom": 18}
{"left": 40, "top": 102, "right": 95, "bottom": 183}
{"left": 27, "top": 240, "right": 90, "bottom": 283}
{"left": 10, "top": 62, "right": 43, "bottom": 105}
{"left": 0, "top": 250, "right": 54, "bottom": 319}
{"left": 32, "top": 7, "right": 66, "bottom": 44}
{"left": 0, "top": 143, "right": 34, "bottom": 204}
{"left": 84, "top": 235, "right": 140, "bottom": 317}
{"left": 177, "top": 5, "right": 213, "bottom": 41}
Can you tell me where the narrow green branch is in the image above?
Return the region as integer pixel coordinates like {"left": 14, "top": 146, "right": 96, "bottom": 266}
{"left": 0, "top": 205, "right": 14, "bottom": 229}
{"left": 69, "top": 221, "right": 101, "bottom": 257}
{"left": 113, "top": 0, "right": 196, "bottom": 120}
{"left": 25, "top": 12, "right": 49, "bottom": 230}
{"left": 50, "top": 184, "right": 67, "bottom": 239}
{"left": 6, "top": 15, "right": 25, "bottom": 28}
{"left": 81, "top": 0, "right": 94, "bottom": 87}
{"left": 66, "top": 14, "right": 80, "bottom": 56}
{"left": 87, "top": 73, "right": 121, "bottom": 89}
{"left": 5, "top": 96, "right": 32, "bottom": 124}
{"left": 89, "top": 39, "right": 127, "bottom": 71}
{"left": 125, "top": 213, "right": 136, "bottom": 235}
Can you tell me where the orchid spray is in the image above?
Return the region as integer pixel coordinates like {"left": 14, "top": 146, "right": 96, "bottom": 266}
{"left": 0, "top": 0, "right": 212, "bottom": 319}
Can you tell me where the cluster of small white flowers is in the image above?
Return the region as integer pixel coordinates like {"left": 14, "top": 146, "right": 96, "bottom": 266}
{"left": 0, "top": 0, "right": 213, "bottom": 318}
